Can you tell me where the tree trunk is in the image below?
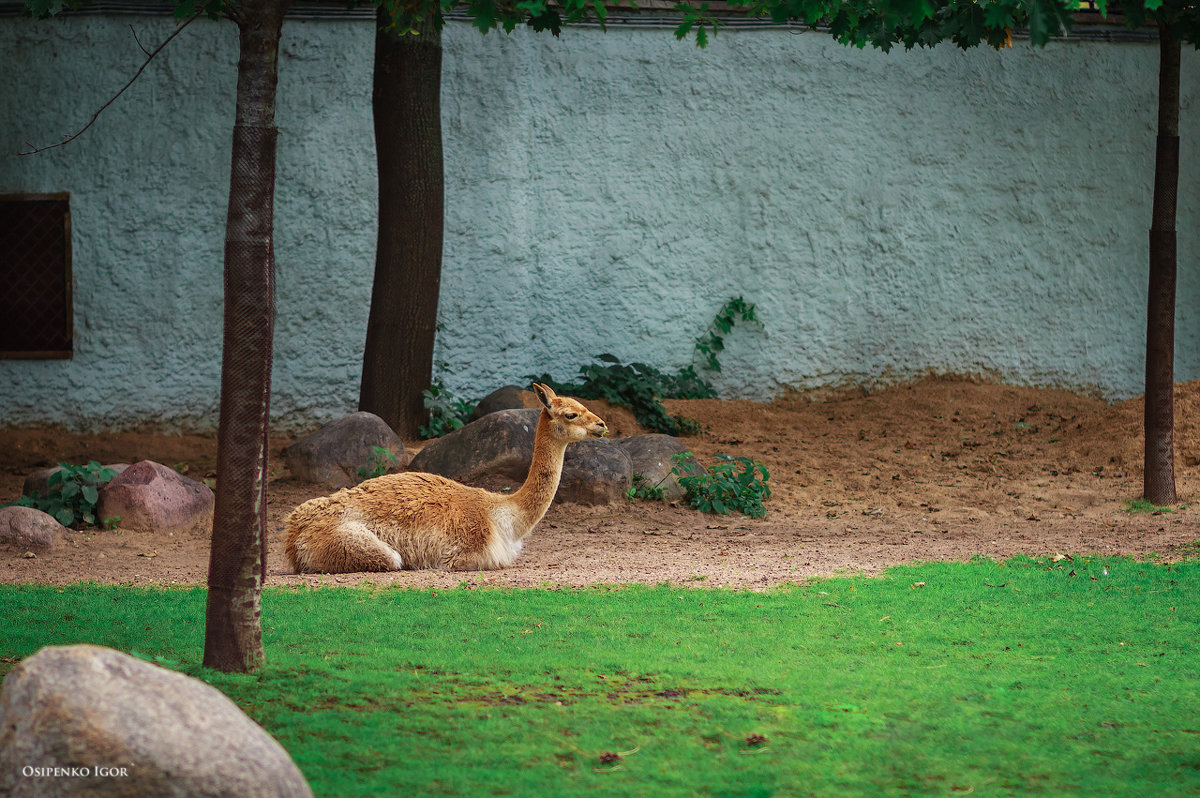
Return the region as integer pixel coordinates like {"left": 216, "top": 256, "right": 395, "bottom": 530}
{"left": 203, "top": 0, "right": 291, "bottom": 673}
{"left": 1143, "top": 20, "right": 1180, "bottom": 506}
{"left": 358, "top": 10, "right": 444, "bottom": 440}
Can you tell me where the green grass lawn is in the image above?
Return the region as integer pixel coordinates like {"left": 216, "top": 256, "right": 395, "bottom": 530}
{"left": 2, "top": 556, "right": 1199, "bottom": 796}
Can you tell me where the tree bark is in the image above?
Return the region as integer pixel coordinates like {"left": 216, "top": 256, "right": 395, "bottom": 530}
{"left": 358, "top": 10, "right": 444, "bottom": 440}
{"left": 1143, "top": 20, "right": 1180, "bottom": 506}
{"left": 204, "top": 0, "right": 291, "bottom": 673}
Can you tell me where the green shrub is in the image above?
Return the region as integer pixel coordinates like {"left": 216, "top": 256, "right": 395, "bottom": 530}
{"left": 528, "top": 297, "right": 762, "bottom": 437}
{"left": 4, "top": 461, "right": 118, "bottom": 527}
{"left": 532, "top": 354, "right": 710, "bottom": 436}
{"left": 627, "top": 472, "right": 667, "bottom": 502}
{"left": 357, "top": 446, "right": 398, "bottom": 481}
{"left": 419, "top": 381, "right": 478, "bottom": 439}
{"left": 673, "top": 452, "right": 771, "bottom": 518}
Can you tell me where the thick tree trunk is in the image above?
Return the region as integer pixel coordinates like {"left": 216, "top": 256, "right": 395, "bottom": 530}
{"left": 1143, "top": 21, "right": 1180, "bottom": 506}
{"left": 358, "top": 10, "right": 444, "bottom": 440}
{"left": 204, "top": 0, "right": 291, "bottom": 673}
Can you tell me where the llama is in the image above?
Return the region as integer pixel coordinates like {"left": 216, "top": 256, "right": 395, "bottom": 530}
{"left": 284, "top": 383, "right": 608, "bottom": 573}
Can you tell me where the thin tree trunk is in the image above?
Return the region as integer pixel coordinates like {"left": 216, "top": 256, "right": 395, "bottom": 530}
{"left": 204, "top": 0, "right": 291, "bottom": 673}
{"left": 358, "top": 10, "right": 444, "bottom": 440}
{"left": 1143, "top": 20, "right": 1180, "bottom": 506}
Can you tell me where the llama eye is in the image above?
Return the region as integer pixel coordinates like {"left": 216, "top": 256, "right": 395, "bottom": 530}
{"left": 564, "top": 412, "right": 578, "bottom": 420}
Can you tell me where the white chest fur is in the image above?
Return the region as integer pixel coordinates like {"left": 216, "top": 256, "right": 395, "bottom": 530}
{"left": 484, "top": 505, "right": 527, "bottom": 568}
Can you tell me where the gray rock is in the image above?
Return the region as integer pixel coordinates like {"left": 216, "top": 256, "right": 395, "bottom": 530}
{"left": 616, "top": 434, "right": 703, "bottom": 501}
{"left": 409, "top": 409, "right": 631, "bottom": 505}
{"left": 558, "top": 439, "right": 633, "bottom": 505}
{"left": 0, "top": 506, "right": 69, "bottom": 548}
{"left": 96, "top": 461, "right": 214, "bottom": 535}
{"left": 467, "top": 385, "right": 531, "bottom": 423}
{"left": 410, "top": 409, "right": 542, "bottom": 484}
{"left": 0, "top": 644, "right": 312, "bottom": 798}
{"left": 22, "top": 464, "right": 129, "bottom": 503}
{"left": 284, "top": 412, "right": 408, "bottom": 488}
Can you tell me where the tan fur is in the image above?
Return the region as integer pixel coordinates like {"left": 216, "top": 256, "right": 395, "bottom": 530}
{"left": 284, "top": 384, "right": 607, "bottom": 573}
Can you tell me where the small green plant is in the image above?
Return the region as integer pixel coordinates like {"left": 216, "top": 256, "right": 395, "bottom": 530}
{"left": 693, "top": 296, "right": 763, "bottom": 373}
{"left": 419, "top": 381, "right": 478, "bottom": 439}
{"left": 1123, "top": 498, "right": 1176, "bottom": 514}
{"left": 4, "top": 461, "right": 118, "bottom": 528}
{"left": 673, "top": 452, "right": 771, "bottom": 518}
{"left": 357, "top": 446, "right": 398, "bottom": 481}
{"left": 627, "top": 473, "right": 667, "bottom": 502}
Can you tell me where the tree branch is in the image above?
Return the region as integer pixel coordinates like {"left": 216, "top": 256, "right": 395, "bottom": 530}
{"left": 130, "top": 23, "right": 153, "bottom": 56}
{"left": 20, "top": 12, "right": 202, "bottom": 156}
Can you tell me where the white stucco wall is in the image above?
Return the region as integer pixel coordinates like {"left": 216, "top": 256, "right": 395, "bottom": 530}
{"left": 1, "top": 12, "right": 1197, "bottom": 431}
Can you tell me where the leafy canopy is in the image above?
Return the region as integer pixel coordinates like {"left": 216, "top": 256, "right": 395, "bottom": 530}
{"left": 23, "top": 0, "right": 1195, "bottom": 54}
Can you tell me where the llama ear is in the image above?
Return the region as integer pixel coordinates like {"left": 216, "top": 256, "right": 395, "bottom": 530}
{"left": 532, "top": 383, "right": 556, "bottom": 409}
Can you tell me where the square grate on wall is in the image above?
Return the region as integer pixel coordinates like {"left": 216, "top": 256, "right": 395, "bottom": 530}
{"left": 1, "top": 194, "right": 73, "bottom": 358}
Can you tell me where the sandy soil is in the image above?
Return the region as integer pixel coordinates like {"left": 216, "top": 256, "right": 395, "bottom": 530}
{"left": 1, "top": 376, "right": 1196, "bottom": 590}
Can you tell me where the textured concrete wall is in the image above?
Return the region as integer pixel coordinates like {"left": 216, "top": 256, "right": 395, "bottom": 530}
{"left": 1, "top": 14, "right": 1197, "bottom": 431}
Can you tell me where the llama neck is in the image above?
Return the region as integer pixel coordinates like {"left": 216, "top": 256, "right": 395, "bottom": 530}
{"left": 509, "top": 410, "right": 569, "bottom": 535}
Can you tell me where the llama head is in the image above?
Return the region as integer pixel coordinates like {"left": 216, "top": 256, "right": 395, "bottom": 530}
{"left": 532, "top": 383, "right": 608, "bottom": 441}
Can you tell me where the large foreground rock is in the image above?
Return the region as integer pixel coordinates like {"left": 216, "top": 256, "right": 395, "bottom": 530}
{"left": 0, "top": 506, "right": 69, "bottom": 548}
{"left": 410, "top": 409, "right": 541, "bottom": 484}
{"left": 0, "top": 644, "right": 312, "bottom": 798}
{"left": 284, "top": 412, "right": 408, "bottom": 488}
{"left": 616, "top": 434, "right": 702, "bottom": 501}
{"left": 96, "top": 461, "right": 214, "bottom": 535}
{"left": 558, "top": 440, "right": 633, "bottom": 505}
{"left": 408, "top": 409, "right": 633, "bottom": 506}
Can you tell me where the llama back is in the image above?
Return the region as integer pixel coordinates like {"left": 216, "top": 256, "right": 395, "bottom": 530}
{"left": 350, "top": 473, "right": 498, "bottom": 569}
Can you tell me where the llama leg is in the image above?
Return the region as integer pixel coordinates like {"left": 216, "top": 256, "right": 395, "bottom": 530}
{"left": 335, "top": 519, "right": 404, "bottom": 571}
{"left": 293, "top": 518, "right": 403, "bottom": 573}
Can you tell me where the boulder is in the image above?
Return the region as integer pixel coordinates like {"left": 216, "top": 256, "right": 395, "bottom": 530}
{"left": 22, "top": 464, "right": 129, "bottom": 502}
{"left": 410, "top": 409, "right": 541, "bottom": 484}
{"left": 96, "top": 461, "right": 213, "bottom": 535}
{"left": 466, "top": 385, "right": 535, "bottom": 423}
{"left": 284, "top": 412, "right": 408, "bottom": 488}
{"left": 558, "top": 440, "right": 633, "bottom": 505}
{"left": 0, "top": 644, "right": 312, "bottom": 798}
{"left": 616, "top": 434, "right": 703, "bottom": 501}
{"left": 409, "top": 409, "right": 631, "bottom": 505}
{"left": 0, "top": 506, "right": 69, "bottom": 548}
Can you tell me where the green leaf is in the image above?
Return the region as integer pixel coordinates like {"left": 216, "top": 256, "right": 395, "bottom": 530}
{"left": 983, "top": 1, "right": 1014, "bottom": 28}
{"left": 81, "top": 485, "right": 99, "bottom": 505}
{"left": 54, "top": 507, "right": 75, "bottom": 526}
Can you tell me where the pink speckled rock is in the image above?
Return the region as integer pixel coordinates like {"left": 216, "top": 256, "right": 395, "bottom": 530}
{"left": 97, "top": 460, "right": 213, "bottom": 535}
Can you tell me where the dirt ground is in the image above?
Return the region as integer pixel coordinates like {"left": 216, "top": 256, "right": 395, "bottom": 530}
{"left": 1, "top": 376, "right": 1197, "bottom": 590}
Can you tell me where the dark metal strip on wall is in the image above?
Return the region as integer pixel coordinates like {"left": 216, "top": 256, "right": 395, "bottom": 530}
{"left": 0, "top": 0, "right": 1160, "bottom": 42}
